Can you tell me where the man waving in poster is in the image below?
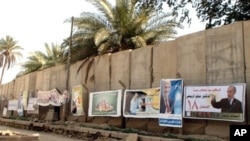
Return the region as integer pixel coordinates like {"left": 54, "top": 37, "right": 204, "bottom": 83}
{"left": 211, "top": 85, "right": 242, "bottom": 113}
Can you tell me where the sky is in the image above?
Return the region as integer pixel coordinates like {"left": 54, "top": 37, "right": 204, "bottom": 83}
{"left": 0, "top": 0, "right": 205, "bottom": 84}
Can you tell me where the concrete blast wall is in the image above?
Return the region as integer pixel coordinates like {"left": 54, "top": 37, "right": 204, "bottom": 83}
{"left": 1, "top": 21, "right": 250, "bottom": 138}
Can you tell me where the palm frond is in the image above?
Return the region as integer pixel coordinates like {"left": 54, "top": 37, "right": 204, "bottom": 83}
{"left": 87, "top": 0, "right": 115, "bottom": 22}
{"left": 79, "top": 12, "right": 113, "bottom": 30}
{"left": 94, "top": 28, "right": 110, "bottom": 46}
{"left": 131, "top": 36, "right": 147, "bottom": 48}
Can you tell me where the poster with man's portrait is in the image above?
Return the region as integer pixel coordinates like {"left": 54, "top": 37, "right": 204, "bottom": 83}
{"left": 183, "top": 83, "right": 246, "bottom": 122}
{"left": 89, "top": 90, "right": 122, "bottom": 117}
{"left": 123, "top": 88, "right": 160, "bottom": 118}
{"left": 71, "top": 85, "right": 84, "bottom": 116}
{"left": 159, "top": 79, "right": 183, "bottom": 128}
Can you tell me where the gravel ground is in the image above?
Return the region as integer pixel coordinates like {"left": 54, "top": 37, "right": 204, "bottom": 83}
{"left": 0, "top": 125, "right": 83, "bottom": 141}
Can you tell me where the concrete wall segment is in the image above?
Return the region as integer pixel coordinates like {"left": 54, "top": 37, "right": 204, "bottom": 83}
{"left": 110, "top": 50, "right": 130, "bottom": 90}
{"left": 176, "top": 31, "right": 206, "bottom": 85}
{"left": 69, "top": 61, "right": 83, "bottom": 88}
{"left": 206, "top": 21, "right": 245, "bottom": 84}
{"left": 243, "top": 20, "right": 250, "bottom": 123}
{"left": 28, "top": 72, "right": 37, "bottom": 97}
{"left": 1, "top": 20, "right": 250, "bottom": 137}
{"left": 94, "top": 54, "right": 111, "bottom": 91}
{"left": 152, "top": 41, "right": 177, "bottom": 87}
{"left": 42, "top": 68, "right": 51, "bottom": 91}
{"left": 130, "top": 46, "right": 152, "bottom": 89}
{"left": 35, "top": 70, "right": 44, "bottom": 91}
{"left": 50, "top": 65, "right": 61, "bottom": 90}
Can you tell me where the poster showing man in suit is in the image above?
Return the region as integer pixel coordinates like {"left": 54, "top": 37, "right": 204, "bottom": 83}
{"left": 183, "top": 83, "right": 245, "bottom": 122}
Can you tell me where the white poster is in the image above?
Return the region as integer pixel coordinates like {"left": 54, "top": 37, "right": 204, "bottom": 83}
{"left": 183, "top": 84, "right": 245, "bottom": 122}
{"left": 89, "top": 90, "right": 122, "bottom": 117}
{"left": 2, "top": 107, "right": 7, "bottom": 117}
{"left": 27, "top": 98, "right": 39, "bottom": 114}
{"left": 8, "top": 100, "right": 18, "bottom": 111}
{"left": 37, "top": 89, "right": 68, "bottom": 106}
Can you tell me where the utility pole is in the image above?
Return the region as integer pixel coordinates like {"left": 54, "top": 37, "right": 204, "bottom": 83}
{"left": 63, "top": 16, "right": 74, "bottom": 121}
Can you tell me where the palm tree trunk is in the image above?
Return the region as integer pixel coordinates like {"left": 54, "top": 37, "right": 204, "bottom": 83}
{"left": 0, "top": 58, "right": 7, "bottom": 85}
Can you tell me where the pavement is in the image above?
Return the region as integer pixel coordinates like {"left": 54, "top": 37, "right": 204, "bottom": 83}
{"left": 0, "top": 125, "right": 83, "bottom": 141}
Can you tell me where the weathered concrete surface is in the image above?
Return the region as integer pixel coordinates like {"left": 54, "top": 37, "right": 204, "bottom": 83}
{"left": 69, "top": 62, "right": 82, "bottom": 88}
{"left": 55, "top": 64, "right": 68, "bottom": 120}
{"left": 176, "top": 31, "right": 207, "bottom": 135}
{"left": 67, "top": 62, "right": 86, "bottom": 122}
{"left": 35, "top": 70, "right": 44, "bottom": 91}
{"left": 205, "top": 21, "right": 246, "bottom": 138}
{"left": 147, "top": 119, "right": 168, "bottom": 133}
{"left": 152, "top": 41, "right": 177, "bottom": 87}
{"left": 109, "top": 51, "right": 130, "bottom": 128}
{"left": 78, "top": 58, "right": 95, "bottom": 122}
{"left": 130, "top": 46, "right": 152, "bottom": 89}
{"left": 110, "top": 50, "right": 130, "bottom": 90}
{"left": 125, "top": 118, "right": 149, "bottom": 131}
{"left": 205, "top": 121, "right": 230, "bottom": 139}
{"left": 92, "top": 54, "right": 112, "bottom": 125}
{"left": 28, "top": 72, "right": 37, "bottom": 97}
{"left": 127, "top": 46, "right": 152, "bottom": 130}
{"left": 176, "top": 30, "right": 206, "bottom": 85}
{"left": 2, "top": 21, "right": 250, "bottom": 139}
{"left": 13, "top": 76, "right": 26, "bottom": 98}
{"left": 1, "top": 81, "right": 14, "bottom": 99}
{"left": 94, "top": 54, "right": 111, "bottom": 91}
{"left": 243, "top": 20, "right": 250, "bottom": 123}
{"left": 50, "top": 65, "right": 63, "bottom": 90}
{"left": 42, "top": 68, "right": 51, "bottom": 91}
{"left": 206, "top": 21, "right": 245, "bottom": 84}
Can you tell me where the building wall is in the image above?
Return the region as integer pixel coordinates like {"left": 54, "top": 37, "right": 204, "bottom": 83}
{"left": 1, "top": 21, "right": 250, "bottom": 138}
{"left": 243, "top": 21, "right": 250, "bottom": 123}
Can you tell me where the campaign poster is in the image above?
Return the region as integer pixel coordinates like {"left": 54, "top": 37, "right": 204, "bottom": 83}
{"left": 27, "top": 98, "right": 39, "bottom": 114}
{"left": 123, "top": 88, "right": 160, "bottom": 118}
{"left": 17, "top": 92, "right": 24, "bottom": 116}
{"left": 2, "top": 107, "right": 7, "bottom": 117}
{"left": 183, "top": 83, "right": 245, "bottom": 122}
{"left": 8, "top": 99, "right": 18, "bottom": 111}
{"left": 71, "top": 85, "right": 84, "bottom": 116}
{"left": 22, "top": 91, "right": 28, "bottom": 110}
{"left": 89, "top": 90, "right": 122, "bottom": 117}
{"left": 37, "top": 88, "right": 68, "bottom": 106}
{"left": 159, "top": 79, "right": 183, "bottom": 128}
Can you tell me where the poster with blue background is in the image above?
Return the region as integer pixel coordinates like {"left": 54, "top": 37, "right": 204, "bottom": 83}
{"left": 159, "top": 79, "right": 183, "bottom": 127}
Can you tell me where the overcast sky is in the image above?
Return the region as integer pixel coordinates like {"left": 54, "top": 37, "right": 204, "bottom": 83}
{"left": 0, "top": 0, "right": 205, "bottom": 84}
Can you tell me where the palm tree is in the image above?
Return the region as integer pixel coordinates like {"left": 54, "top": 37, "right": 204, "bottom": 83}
{"left": 0, "top": 35, "right": 23, "bottom": 84}
{"left": 63, "top": 0, "right": 181, "bottom": 82}
{"left": 19, "top": 43, "right": 64, "bottom": 76}
{"left": 68, "top": 0, "right": 181, "bottom": 56}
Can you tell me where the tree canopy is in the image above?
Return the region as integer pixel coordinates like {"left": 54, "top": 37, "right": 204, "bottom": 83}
{"left": 136, "top": 0, "right": 250, "bottom": 29}
{"left": 64, "top": 0, "right": 181, "bottom": 60}
{"left": 19, "top": 43, "right": 64, "bottom": 75}
{"left": 0, "top": 35, "right": 23, "bottom": 84}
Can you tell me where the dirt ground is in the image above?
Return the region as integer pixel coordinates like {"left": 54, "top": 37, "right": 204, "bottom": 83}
{"left": 0, "top": 125, "right": 83, "bottom": 141}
